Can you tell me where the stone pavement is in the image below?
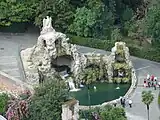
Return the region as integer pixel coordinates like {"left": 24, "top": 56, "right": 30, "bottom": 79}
{"left": 0, "top": 33, "right": 38, "bottom": 80}
{"left": 125, "top": 57, "right": 160, "bottom": 120}
{"left": 0, "top": 33, "right": 159, "bottom": 119}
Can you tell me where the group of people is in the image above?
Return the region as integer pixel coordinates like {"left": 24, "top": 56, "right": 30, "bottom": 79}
{"left": 113, "top": 97, "right": 133, "bottom": 108}
{"left": 120, "top": 97, "right": 132, "bottom": 108}
{"left": 144, "top": 74, "right": 160, "bottom": 90}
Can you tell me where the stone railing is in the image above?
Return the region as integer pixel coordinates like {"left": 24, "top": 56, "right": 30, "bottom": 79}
{"left": 0, "top": 70, "right": 34, "bottom": 97}
{"left": 79, "top": 68, "right": 138, "bottom": 110}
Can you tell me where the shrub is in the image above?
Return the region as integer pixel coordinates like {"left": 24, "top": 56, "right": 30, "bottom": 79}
{"left": 69, "top": 35, "right": 115, "bottom": 51}
{"left": 79, "top": 105, "right": 127, "bottom": 120}
{"left": 0, "top": 93, "right": 9, "bottom": 115}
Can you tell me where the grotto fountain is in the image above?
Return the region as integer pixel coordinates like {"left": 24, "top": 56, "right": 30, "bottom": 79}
{"left": 21, "top": 16, "right": 133, "bottom": 105}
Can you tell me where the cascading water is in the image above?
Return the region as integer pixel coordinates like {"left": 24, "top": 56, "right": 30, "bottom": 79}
{"left": 68, "top": 81, "right": 76, "bottom": 90}
{"left": 67, "top": 77, "right": 80, "bottom": 92}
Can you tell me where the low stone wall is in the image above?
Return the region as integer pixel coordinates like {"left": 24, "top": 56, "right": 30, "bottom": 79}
{"left": 79, "top": 68, "right": 138, "bottom": 110}
{"left": 0, "top": 70, "right": 34, "bottom": 97}
{"left": 62, "top": 99, "right": 79, "bottom": 120}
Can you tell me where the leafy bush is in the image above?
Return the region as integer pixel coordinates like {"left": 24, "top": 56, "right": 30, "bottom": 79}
{"left": 79, "top": 105, "right": 127, "bottom": 120}
{"left": 25, "top": 78, "right": 69, "bottom": 120}
{"left": 144, "top": 4, "right": 160, "bottom": 42}
{"left": 0, "top": 93, "right": 9, "bottom": 115}
{"left": 69, "top": 35, "right": 115, "bottom": 51}
{"left": 128, "top": 45, "right": 160, "bottom": 62}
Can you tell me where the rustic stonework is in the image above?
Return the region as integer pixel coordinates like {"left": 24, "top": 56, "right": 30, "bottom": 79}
{"left": 21, "top": 16, "right": 132, "bottom": 85}
{"left": 61, "top": 99, "right": 79, "bottom": 120}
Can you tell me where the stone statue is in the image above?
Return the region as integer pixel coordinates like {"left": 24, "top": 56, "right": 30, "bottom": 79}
{"left": 43, "top": 16, "right": 52, "bottom": 29}
{"left": 41, "top": 16, "right": 55, "bottom": 34}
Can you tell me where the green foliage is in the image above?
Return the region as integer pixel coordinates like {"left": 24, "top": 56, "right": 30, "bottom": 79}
{"left": 69, "top": 0, "right": 111, "bottom": 37}
{"left": 69, "top": 6, "right": 96, "bottom": 37}
{"left": 122, "top": 6, "right": 134, "bottom": 21}
{"left": 144, "top": 4, "right": 160, "bottom": 43}
{"left": 112, "top": 63, "right": 129, "bottom": 70}
{"left": 69, "top": 35, "right": 115, "bottom": 51}
{"left": 80, "top": 63, "right": 106, "bottom": 84}
{"left": 158, "top": 93, "right": 160, "bottom": 105}
{"left": 142, "top": 91, "right": 154, "bottom": 106}
{"left": 111, "top": 28, "right": 122, "bottom": 41}
{"left": 113, "top": 77, "right": 130, "bottom": 83}
{"left": 128, "top": 45, "right": 160, "bottom": 62}
{"left": 33, "top": 0, "right": 74, "bottom": 32}
{"left": 81, "top": 67, "right": 99, "bottom": 84}
{"left": 26, "top": 78, "right": 69, "bottom": 120}
{"left": 0, "top": 0, "right": 34, "bottom": 26}
{"left": 69, "top": 34, "right": 160, "bottom": 62}
{"left": 0, "top": 93, "right": 9, "bottom": 114}
{"left": 100, "top": 106, "right": 127, "bottom": 120}
{"left": 79, "top": 105, "right": 127, "bottom": 120}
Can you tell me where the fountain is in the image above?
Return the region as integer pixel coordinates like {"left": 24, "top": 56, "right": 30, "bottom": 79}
{"left": 71, "top": 83, "right": 130, "bottom": 105}
{"left": 20, "top": 16, "right": 133, "bottom": 106}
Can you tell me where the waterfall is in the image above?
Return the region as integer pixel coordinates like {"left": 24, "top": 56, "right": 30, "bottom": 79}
{"left": 68, "top": 81, "right": 76, "bottom": 90}
{"left": 67, "top": 77, "right": 80, "bottom": 92}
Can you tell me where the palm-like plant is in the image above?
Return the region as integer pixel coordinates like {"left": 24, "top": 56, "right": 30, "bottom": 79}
{"left": 141, "top": 91, "right": 154, "bottom": 120}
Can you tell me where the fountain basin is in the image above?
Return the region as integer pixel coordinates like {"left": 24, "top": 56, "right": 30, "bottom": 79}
{"left": 70, "top": 83, "right": 130, "bottom": 106}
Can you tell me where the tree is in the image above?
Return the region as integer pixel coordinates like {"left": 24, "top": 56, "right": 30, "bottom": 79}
{"left": 79, "top": 105, "right": 127, "bottom": 120}
{"left": 100, "top": 105, "right": 127, "bottom": 120}
{"left": 69, "top": 0, "right": 114, "bottom": 38}
{"left": 33, "top": 0, "right": 74, "bottom": 32}
{"left": 111, "top": 28, "right": 122, "bottom": 41}
{"left": 143, "top": 4, "right": 160, "bottom": 44}
{"left": 0, "top": 0, "right": 34, "bottom": 26}
{"left": 142, "top": 90, "right": 154, "bottom": 120}
{"left": 25, "top": 78, "right": 69, "bottom": 120}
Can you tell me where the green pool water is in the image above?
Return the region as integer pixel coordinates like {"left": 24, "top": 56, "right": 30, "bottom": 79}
{"left": 70, "top": 83, "right": 130, "bottom": 106}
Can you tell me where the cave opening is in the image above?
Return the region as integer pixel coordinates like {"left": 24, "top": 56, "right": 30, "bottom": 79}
{"left": 51, "top": 55, "right": 73, "bottom": 78}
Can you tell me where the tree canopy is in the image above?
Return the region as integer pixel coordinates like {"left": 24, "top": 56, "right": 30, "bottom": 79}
{"left": 25, "top": 78, "right": 70, "bottom": 120}
{"left": 79, "top": 105, "right": 127, "bottom": 120}
{"left": 142, "top": 90, "right": 154, "bottom": 106}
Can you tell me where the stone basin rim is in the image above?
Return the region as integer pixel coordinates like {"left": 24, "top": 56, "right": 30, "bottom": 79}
{"left": 79, "top": 68, "right": 137, "bottom": 110}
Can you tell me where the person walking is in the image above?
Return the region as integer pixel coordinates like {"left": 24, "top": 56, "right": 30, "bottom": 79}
{"left": 154, "top": 77, "right": 157, "bottom": 90}
{"left": 120, "top": 96, "right": 123, "bottom": 105}
{"left": 158, "top": 81, "right": 160, "bottom": 89}
{"left": 113, "top": 100, "right": 117, "bottom": 107}
{"left": 128, "top": 99, "right": 133, "bottom": 108}
{"left": 148, "top": 80, "right": 151, "bottom": 88}
{"left": 151, "top": 75, "right": 154, "bottom": 87}
{"left": 144, "top": 79, "right": 147, "bottom": 87}
{"left": 122, "top": 98, "right": 126, "bottom": 108}
{"left": 147, "top": 74, "right": 150, "bottom": 80}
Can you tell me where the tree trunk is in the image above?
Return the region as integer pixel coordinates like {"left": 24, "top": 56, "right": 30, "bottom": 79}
{"left": 147, "top": 104, "right": 149, "bottom": 120}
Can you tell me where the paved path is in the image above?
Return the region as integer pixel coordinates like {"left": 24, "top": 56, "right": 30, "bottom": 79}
{"left": 0, "top": 33, "right": 159, "bottom": 120}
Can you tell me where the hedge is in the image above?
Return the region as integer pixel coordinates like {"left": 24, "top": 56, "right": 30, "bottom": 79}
{"left": 69, "top": 35, "right": 115, "bottom": 51}
{"left": 69, "top": 35, "right": 160, "bottom": 62}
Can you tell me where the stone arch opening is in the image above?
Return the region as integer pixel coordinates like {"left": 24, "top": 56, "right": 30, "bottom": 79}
{"left": 43, "top": 39, "right": 47, "bottom": 47}
{"left": 51, "top": 55, "right": 73, "bottom": 77}
{"left": 55, "top": 37, "right": 62, "bottom": 55}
